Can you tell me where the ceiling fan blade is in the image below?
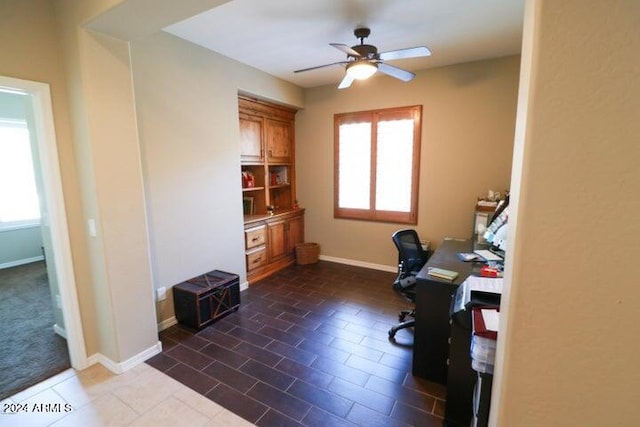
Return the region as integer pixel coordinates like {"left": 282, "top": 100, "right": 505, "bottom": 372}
{"left": 377, "top": 63, "right": 415, "bottom": 82}
{"left": 337, "top": 73, "right": 355, "bottom": 89}
{"left": 378, "top": 46, "right": 431, "bottom": 61}
{"left": 330, "top": 43, "right": 361, "bottom": 57}
{"left": 294, "top": 61, "right": 349, "bottom": 73}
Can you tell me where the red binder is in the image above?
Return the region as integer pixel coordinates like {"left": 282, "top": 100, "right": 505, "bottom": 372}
{"left": 472, "top": 307, "right": 499, "bottom": 340}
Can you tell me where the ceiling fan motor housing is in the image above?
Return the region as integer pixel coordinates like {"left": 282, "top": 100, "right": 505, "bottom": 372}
{"left": 351, "top": 44, "right": 378, "bottom": 59}
{"left": 352, "top": 28, "right": 378, "bottom": 59}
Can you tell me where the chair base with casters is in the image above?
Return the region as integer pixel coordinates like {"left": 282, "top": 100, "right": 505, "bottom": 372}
{"left": 388, "top": 309, "right": 415, "bottom": 338}
{"left": 388, "top": 273, "right": 417, "bottom": 338}
{"left": 388, "top": 229, "right": 429, "bottom": 339}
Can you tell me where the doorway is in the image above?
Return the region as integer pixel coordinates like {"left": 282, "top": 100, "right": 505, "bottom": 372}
{"left": 0, "top": 76, "right": 87, "bottom": 398}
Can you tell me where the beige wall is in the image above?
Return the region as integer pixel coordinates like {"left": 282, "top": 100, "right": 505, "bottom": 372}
{"left": 296, "top": 56, "right": 519, "bottom": 267}
{"left": 129, "top": 31, "right": 303, "bottom": 323}
{"left": 493, "top": 0, "right": 640, "bottom": 425}
{"left": 0, "top": 0, "right": 97, "bottom": 353}
{"left": 54, "top": 0, "right": 161, "bottom": 362}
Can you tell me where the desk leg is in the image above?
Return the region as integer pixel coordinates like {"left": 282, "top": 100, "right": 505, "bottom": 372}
{"left": 412, "top": 279, "right": 457, "bottom": 384}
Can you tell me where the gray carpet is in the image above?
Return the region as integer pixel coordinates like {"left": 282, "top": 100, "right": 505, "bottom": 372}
{"left": 0, "top": 261, "right": 71, "bottom": 400}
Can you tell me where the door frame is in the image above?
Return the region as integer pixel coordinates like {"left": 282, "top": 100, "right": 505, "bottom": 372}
{"left": 0, "top": 75, "right": 88, "bottom": 370}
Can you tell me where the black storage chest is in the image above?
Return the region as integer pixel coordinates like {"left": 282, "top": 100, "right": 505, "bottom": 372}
{"left": 172, "top": 270, "right": 240, "bottom": 329}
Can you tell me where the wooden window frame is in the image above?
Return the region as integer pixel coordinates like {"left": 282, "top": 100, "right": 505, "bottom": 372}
{"left": 334, "top": 105, "right": 422, "bottom": 224}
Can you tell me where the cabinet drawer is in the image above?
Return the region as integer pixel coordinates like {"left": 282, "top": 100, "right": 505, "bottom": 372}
{"left": 246, "top": 246, "right": 267, "bottom": 270}
{"left": 245, "top": 226, "right": 266, "bottom": 249}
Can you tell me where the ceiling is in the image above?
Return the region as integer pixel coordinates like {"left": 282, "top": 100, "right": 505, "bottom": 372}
{"left": 164, "top": 0, "right": 525, "bottom": 89}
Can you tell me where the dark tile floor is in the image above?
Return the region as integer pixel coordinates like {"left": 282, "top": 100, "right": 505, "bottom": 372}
{"left": 147, "top": 261, "right": 445, "bottom": 426}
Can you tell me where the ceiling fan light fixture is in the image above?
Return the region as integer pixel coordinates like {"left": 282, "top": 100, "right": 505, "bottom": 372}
{"left": 346, "top": 60, "right": 377, "bottom": 80}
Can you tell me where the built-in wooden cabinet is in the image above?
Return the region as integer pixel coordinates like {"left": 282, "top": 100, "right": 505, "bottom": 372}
{"left": 244, "top": 209, "right": 305, "bottom": 283}
{"left": 239, "top": 95, "right": 304, "bottom": 283}
{"left": 239, "top": 96, "right": 297, "bottom": 216}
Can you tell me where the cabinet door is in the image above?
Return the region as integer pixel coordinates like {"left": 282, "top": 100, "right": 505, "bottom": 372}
{"left": 265, "top": 119, "right": 292, "bottom": 163}
{"left": 286, "top": 214, "right": 304, "bottom": 254}
{"left": 267, "top": 220, "right": 287, "bottom": 260}
{"left": 240, "top": 114, "right": 263, "bottom": 162}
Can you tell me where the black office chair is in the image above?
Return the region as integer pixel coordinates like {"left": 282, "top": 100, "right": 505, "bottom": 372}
{"left": 388, "top": 229, "right": 430, "bottom": 339}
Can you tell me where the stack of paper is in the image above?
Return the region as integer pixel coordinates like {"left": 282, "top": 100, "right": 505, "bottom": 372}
{"left": 471, "top": 335, "right": 497, "bottom": 374}
{"left": 427, "top": 267, "right": 459, "bottom": 281}
{"left": 471, "top": 307, "right": 500, "bottom": 374}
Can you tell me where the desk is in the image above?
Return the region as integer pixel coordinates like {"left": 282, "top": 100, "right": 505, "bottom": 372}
{"left": 413, "top": 239, "right": 474, "bottom": 383}
{"left": 414, "top": 238, "right": 502, "bottom": 427}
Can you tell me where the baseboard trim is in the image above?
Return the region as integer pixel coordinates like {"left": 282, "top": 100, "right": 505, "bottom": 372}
{"left": 156, "top": 280, "right": 247, "bottom": 332}
{"left": 87, "top": 341, "right": 162, "bottom": 374}
{"left": 318, "top": 254, "right": 397, "bottom": 273}
{"left": 53, "top": 323, "right": 67, "bottom": 339}
{"left": 158, "top": 316, "right": 177, "bottom": 332}
{"left": 0, "top": 255, "right": 45, "bottom": 270}
{"left": 155, "top": 265, "right": 386, "bottom": 333}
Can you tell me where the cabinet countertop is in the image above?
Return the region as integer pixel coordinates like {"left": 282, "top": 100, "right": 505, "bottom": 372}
{"left": 244, "top": 208, "right": 305, "bottom": 226}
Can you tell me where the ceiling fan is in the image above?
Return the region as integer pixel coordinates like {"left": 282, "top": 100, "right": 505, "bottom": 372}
{"left": 294, "top": 27, "right": 431, "bottom": 89}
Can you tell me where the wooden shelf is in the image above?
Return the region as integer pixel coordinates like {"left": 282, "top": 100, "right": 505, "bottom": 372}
{"left": 239, "top": 95, "right": 296, "bottom": 213}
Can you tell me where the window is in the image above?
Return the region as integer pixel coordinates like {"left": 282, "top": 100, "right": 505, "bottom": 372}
{"left": 334, "top": 105, "right": 422, "bottom": 223}
{"left": 0, "top": 119, "right": 41, "bottom": 230}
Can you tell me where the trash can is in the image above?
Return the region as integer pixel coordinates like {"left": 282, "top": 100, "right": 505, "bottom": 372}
{"left": 295, "top": 242, "right": 320, "bottom": 265}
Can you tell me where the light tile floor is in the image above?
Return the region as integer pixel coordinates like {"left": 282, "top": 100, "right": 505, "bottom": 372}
{"left": 0, "top": 362, "right": 255, "bottom": 427}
